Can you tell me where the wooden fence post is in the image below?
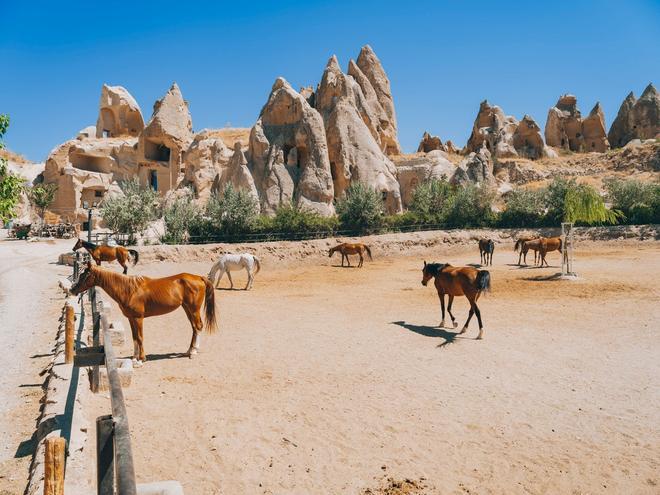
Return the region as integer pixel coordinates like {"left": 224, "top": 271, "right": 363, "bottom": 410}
{"left": 44, "top": 436, "right": 65, "bottom": 495}
{"left": 65, "top": 304, "right": 75, "bottom": 364}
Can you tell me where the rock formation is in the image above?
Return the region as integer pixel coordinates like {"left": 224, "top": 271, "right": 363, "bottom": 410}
{"left": 453, "top": 145, "right": 494, "bottom": 185}
{"left": 96, "top": 84, "right": 144, "bottom": 138}
{"left": 248, "top": 77, "right": 335, "bottom": 216}
{"left": 512, "top": 115, "right": 556, "bottom": 159}
{"left": 609, "top": 84, "right": 660, "bottom": 147}
{"left": 315, "top": 56, "right": 402, "bottom": 214}
{"left": 395, "top": 150, "right": 457, "bottom": 207}
{"left": 216, "top": 143, "right": 259, "bottom": 204}
{"left": 465, "top": 100, "right": 518, "bottom": 158}
{"left": 181, "top": 130, "right": 233, "bottom": 203}
{"left": 445, "top": 140, "right": 459, "bottom": 154}
{"left": 545, "top": 95, "right": 584, "bottom": 151}
{"left": 417, "top": 131, "right": 445, "bottom": 153}
{"left": 138, "top": 83, "right": 193, "bottom": 195}
{"left": 581, "top": 103, "right": 609, "bottom": 152}
{"left": 355, "top": 45, "right": 400, "bottom": 155}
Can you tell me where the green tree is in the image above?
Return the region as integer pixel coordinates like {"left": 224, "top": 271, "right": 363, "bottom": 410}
{"left": 206, "top": 184, "right": 259, "bottom": 235}
{"left": 499, "top": 188, "right": 545, "bottom": 227}
{"left": 161, "top": 189, "right": 201, "bottom": 244}
{"left": 605, "top": 178, "right": 660, "bottom": 224}
{"left": 336, "top": 182, "right": 384, "bottom": 232}
{"left": 100, "top": 178, "right": 159, "bottom": 241}
{"left": 27, "top": 183, "right": 58, "bottom": 231}
{"left": 445, "top": 183, "right": 497, "bottom": 228}
{"left": 545, "top": 178, "right": 621, "bottom": 225}
{"left": 409, "top": 177, "right": 454, "bottom": 223}
{"left": 0, "top": 114, "right": 26, "bottom": 224}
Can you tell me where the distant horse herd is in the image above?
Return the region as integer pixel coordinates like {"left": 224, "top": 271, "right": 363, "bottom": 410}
{"left": 69, "top": 234, "right": 564, "bottom": 364}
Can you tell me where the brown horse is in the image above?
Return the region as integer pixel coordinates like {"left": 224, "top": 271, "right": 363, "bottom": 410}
{"left": 514, "top": 237, "right": 539, "bottom": 265}
{"left": 70, "top": 262, "right": 217, "bottom": 365}
{"left": 329, "top": 243, "right": 373, "bottom": 268}
{"left": 538, "top": 236, "right": 563, "bottom": 267}
{"left": 421, "top": 261, "right": 491, "bottom": 339}
{"left": 478, "top": 238, "right": 495, "bottom": 266}
{"left": 73, "top": 239, "right": 139, "bottom": 274}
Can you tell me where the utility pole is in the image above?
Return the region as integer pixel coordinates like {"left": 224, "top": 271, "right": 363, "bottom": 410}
{"left": 87, "top": 208, "right": 93, "bottom": 242}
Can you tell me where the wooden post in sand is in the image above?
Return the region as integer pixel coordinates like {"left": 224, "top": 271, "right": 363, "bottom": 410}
{"left": 44, "top": 436, "right": 66, "bottom": 495}
{"left": 65, "top": 304, "right": 75, "bottom": 364}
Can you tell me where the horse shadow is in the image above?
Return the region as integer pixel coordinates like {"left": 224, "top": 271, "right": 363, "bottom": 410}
{"left": 144, "top": 352, "right": 189, "bottom": 362}
{"left": 330, "top": 264, "right": 358, "bottom": 269}
{"left": 468, "top": 263, "right": 482, "bottom": 268}
{"left": 390, "top": 321, "right": 463, "bottom": 348}
{"left": 522, "top": 273, "right": 564, "bottom": 282}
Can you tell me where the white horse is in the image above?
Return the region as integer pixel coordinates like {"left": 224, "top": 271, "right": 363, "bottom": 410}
{"left": 207, "top": 253, "right": 261, "bottom": 290}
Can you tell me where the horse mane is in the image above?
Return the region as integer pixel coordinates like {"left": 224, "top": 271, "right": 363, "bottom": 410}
{"left": 426, "top": 263, "right": 448, "bottom": 276}
{"left": 82, "top": 240, "right": 98, "bottom": 250}
{"left": 94, "top": 267, "right": 145, "bottom": 299}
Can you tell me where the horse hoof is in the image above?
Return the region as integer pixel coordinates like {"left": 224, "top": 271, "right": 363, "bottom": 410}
{"left": 476, "top": 332, "right": 484, "bottom": 340}
{"left": 132, "top": 358, "right": 144, "bottom": 367}
{"left": 459, "top": 327, "right": 467, "bottom": 335}
{"left": 439, "top": 321, "right": 445, "bottom": 328}
{"left": 452, "top": 321, "right": 458, "bottom": 328}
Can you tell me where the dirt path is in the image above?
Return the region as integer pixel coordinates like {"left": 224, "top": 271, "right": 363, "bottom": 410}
{"left": 0, "top": 238, "right": 70, "bottom": 494}
{"left": 88, "top": 240, "right": 659, "bottom": 494}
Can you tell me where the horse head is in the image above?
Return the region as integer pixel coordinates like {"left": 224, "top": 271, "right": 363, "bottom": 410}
{"left": 73, "top": 238, "right": 83, "bottom": 251}
{"left": 70, "top": 261, "right": 97, "bottom": 295}
{"left": 422, "top": 262, "right": 446, "bottom": 286}
{"left": 328, "top": 246, "right": 337, "bottom": 257}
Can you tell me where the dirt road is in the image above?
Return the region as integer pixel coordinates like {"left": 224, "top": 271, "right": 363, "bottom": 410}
{"left": 89, "top": 240, "right": 659, "bottom": 494}
{"left": 0, "top": 238, "right": 69, "bottom": 494}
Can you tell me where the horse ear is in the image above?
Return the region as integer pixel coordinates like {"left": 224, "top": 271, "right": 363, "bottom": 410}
{"left": 423, "top": 260, "right": 427, "bottom": 266}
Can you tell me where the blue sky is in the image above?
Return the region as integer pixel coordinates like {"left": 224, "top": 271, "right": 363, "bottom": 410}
{"left": 1, "top": 0, "right": 659, "bottom": 162}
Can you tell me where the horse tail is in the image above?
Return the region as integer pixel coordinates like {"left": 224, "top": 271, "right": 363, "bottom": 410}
{"left": 203, "top": 277, "right": 218, "bottom": 334}
{"left": 514, "top": 239, "right": 521, "bottom": 252}
{"left": 253, "top": 256, "right": 261, "bottom": 274}
{"left": 365, "top": 245, "right": 373, "bottom": 261}
{"left": 129, "top": 249, "right": 139, "bottom": 266}
{"left": 476, "top": 270, "right": 491, "bottom": 293}
{"left": 558, "top": 238, "right": 563, "bottom": 253}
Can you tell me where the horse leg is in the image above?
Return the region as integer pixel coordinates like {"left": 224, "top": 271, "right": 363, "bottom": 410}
{"left": 474, "top": 301, "right": 485, "bottom": 339}
{"left": 447, "top": 295, "right": 458, "bottom": 328}
{"left": 459, "top": 301, "right": 475, "bottom": 334}
{"left": 130, "top": 317, "right": 146, "bottom": 365}
{"left": 245, "top": 267, "right": 252, "bottom": 290}
{"left": 215, "top": 267, "right": 225, "bottom": 289}
{"left": 129, "top": 318, "right": 140, "bottom": 362}
{"left": 358, "top": 252, "right": 364, "bottom": 268}
{"left": 346, "top": 254, "right": 351, "bottom": 267}
{"left": 120, "top": 259, "right": 128, "bottom": 275}
{"left": 438, "top": 292, "right": 446, "bottom": 328}
{"left": 340, "top": 253, "right": 345, "bottom": 267}
{"left": 227, "top": 269, "right": 234, "bottom": 289}
{"left": 183, "top": 306, "right": 203, "bottom": 358}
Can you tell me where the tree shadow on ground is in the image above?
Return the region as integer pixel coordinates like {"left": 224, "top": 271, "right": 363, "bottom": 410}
{"left": 522, "top": 272, "right": 565, "bottom": 282}
{"left": 391, "top": 320, "right": 466, "bottom": 348}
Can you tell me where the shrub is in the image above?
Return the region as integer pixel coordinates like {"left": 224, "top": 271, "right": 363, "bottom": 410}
{"left": 499, "top": 188, "right": 545, "bottom": 227}
{"left": 100, "top": 179, "right": 159, "bottom": 241}
{"left": 408, "top": 177, "right": 454, "bottom": 223}
{"left": 336, "top": 182, "right": 384, "bottom": 232}
{"left": 0, "top": 114, "right": 25, "bottom": 224}
{"left": 544, "top": 178, "right": 622, "bottom": 225}
{"left": 445, "top": 183, "right": 497, "bottom": 228}
{"left": 206, "top": 184, "right": 259, "bottom": 235}
{"left": 605, "top": 178, "right": 660, "bottom": 224}
{"left": 272, "top": 203, "right": 339, "bottom": 234}
{"left": 161, "top": 190, "right": 201, "bottom": 244}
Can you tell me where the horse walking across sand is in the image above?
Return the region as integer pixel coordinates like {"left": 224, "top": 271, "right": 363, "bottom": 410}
{"left": 514, "top": 237, "right": 539, "bottom": 265}
{"left": 329, "top": 243, "right": 373, "bottom": 268}
{"left": 73, "top": 238, "right": 139, "bottom": 274}
{"left": 208, "top": 253, "right": 261, "bottom": 290}
{"left": 478, "top": 238, "right": 495, "bottom": 266}
{"left": 70, "top": 262, "right": 217, "bottom": 365}
{"left": 421, "top": 261, "right": 491, "bottom": 339}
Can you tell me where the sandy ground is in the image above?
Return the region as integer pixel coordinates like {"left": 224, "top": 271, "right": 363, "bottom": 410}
{"left": 80, "top": 239, "right": 659, "bottom": 494}
{"left": 0, "top": 237, "right": 70, "bottom": 494}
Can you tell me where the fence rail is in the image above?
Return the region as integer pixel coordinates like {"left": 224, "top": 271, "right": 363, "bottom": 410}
{"left": 72, "top": 257, "right": 137, "bottom": 495}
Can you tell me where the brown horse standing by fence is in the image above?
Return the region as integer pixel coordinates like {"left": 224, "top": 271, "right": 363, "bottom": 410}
{"left": 329, "top": 243, "right": 373, "bottom": 268}
{"left": 73, "top": 239, "right": 139, "bottom": 274}
{"left": 514, "top": 237, "right": 539, "bottom": 265}
{"left": 421, "top": 261, "right": 491, "bottom": 339}
{"left": 70, "top": 262, "right": 217, "bottom": 365}
{"left": 538, "top": 236, "right": 563, "bottom": 267}
{"left": 478, "top": 238, "right": 495, "bottom": 266}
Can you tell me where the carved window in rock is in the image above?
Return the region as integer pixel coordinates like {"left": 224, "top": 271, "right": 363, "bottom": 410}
{"left": 145, "top": 140, "right": 171, "bottom": 163}
{"left": 409, "top": 177, "right": 419, "bottom": 192}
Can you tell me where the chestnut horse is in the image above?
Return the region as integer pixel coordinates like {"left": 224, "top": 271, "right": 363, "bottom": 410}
{"left": 329, "top": 243, "right": 373, "bottom": 268}
{"left": 73, "top": 239, "right": 139, "bottom": 274}
{"left": 478, "top": 238, "right": 495, "bottom": 266}
{"left": 70, "top": 263, "right": 217, "bottom": 365}
{"left": 421, "top": 261, "right": 491, "bottom": 339}
{"left": 538, "top": 236, "right": 563, "bottom": 267}
{"left": 514, "top": 237, "right": 539, "bottom": 265}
